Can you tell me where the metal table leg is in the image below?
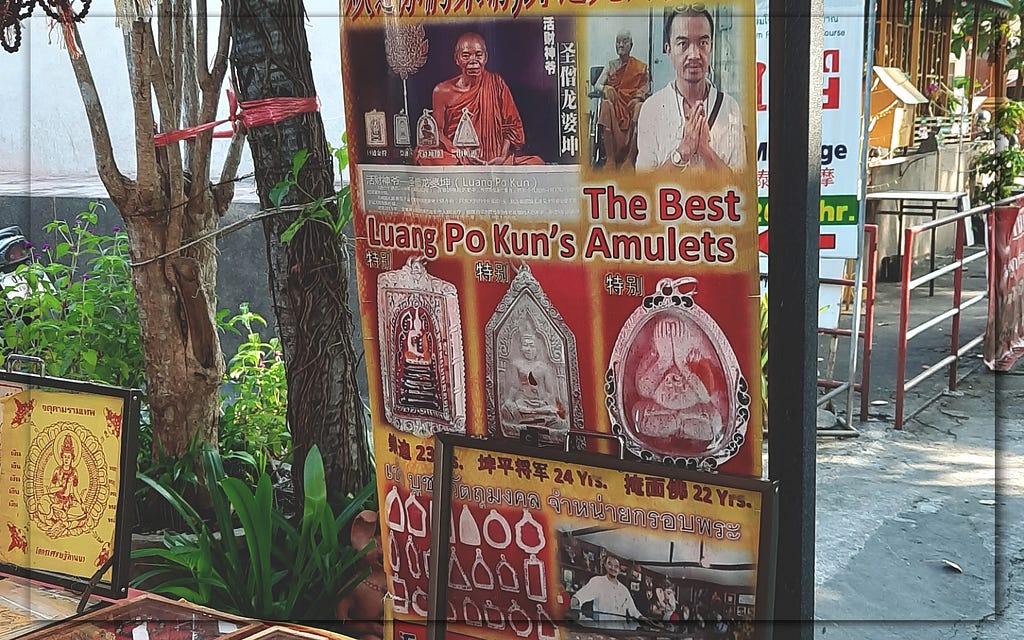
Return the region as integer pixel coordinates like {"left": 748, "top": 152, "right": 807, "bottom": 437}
{"left": 929, "top": 201, "right": 938, "bottom": 296}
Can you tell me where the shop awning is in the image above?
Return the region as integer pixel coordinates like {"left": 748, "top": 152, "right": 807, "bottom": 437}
{"left": 872, "top": 67, "right": 929, "bottom": 105}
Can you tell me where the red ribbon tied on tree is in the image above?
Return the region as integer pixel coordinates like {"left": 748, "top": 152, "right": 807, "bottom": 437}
{"left": 153, "top": 89, "right": 321, "bottom": 147}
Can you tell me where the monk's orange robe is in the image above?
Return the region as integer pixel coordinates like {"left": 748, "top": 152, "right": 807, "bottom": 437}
{"left": 597, "top": 57, "right": 649, "bottom": 162}
{"left": 416, "top": 71, "right": 543, "bottom": 166}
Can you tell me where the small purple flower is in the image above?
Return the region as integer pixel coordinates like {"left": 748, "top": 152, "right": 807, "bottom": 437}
{"left": 82, "top": 275, "right": 91, "bottom": 282}
{"left": 113, "top": 226, "right": 121, "bottom": 233}
{"left": 33, "top": 252, "right": 40, "bottom": 260}
{"left": 24, "top": 241, "right": 32, "bottom": 249}
{"left": 41, "top": 243, "right": 51, "bottom": 251}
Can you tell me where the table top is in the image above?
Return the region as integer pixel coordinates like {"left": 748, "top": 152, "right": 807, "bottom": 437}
{"left": 865, "top": 190, "right": 968, "bottom": 202}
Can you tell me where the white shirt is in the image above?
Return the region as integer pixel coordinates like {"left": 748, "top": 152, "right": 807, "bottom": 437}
{"left": 635, "top": 81, "right": 746, "bottom": 171}
{"left": 573, "top": 575, "right": 643, "bottom": 623}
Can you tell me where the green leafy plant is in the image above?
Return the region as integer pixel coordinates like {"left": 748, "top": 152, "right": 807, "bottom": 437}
{"left": 219, "top": 304, "right": 291, "bottom": 473}
{"left": 0, "top": 203, "right": 143, "bottom": 387}
{"left": 976, "top": 149, "right": 1024, "bottom": 202}
{"left": 273, "top": 134, "right": 354, "bottom": 244}
{"left": 975, "top": 101, "right": 1024, "bottom": 203}
{"left": 995, "top": 101, "right": 1024, "bottom": 140}
{"left": 132, "top": 444, "right": 374, "bottom": 620}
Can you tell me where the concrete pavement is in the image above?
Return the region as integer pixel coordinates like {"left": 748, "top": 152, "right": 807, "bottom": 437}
{"left": 809, "top": 310, "right": 1021, "bottom": 638}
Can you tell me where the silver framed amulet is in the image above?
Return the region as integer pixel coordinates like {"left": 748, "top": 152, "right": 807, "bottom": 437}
{"left": 377, "top": 257, "right": 467, "bottom": 436}
{"left": 485, "top": 264, "right": 582, "bottom": 445}
{"left": 605, "top": 277, "right": 750, "bottom": 470}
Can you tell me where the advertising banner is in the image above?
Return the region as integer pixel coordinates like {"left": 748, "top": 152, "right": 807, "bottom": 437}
{"left": 341, "top": 0, "right": 763, "bottom": 632}
{"left": 754, "top": 0, "right": 867, "bottom": 329}
{"left": 985, "top": 202, "right": 1024, "bottom": 371}
{"left": 428, "top": 435, "right": 777, "bottom": 640}
{"left": 0, "top": 388, "right": 128, "bottom": 583}
{"left": 754, "top": 0, "right": 866, "bottom": 259}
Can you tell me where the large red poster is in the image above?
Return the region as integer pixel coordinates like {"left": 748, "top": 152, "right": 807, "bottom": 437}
{"left": 985, "top": 201, "right": 1024, "bottom": 371}
{"left": 340, "top": 0, "right": 763, "bottom": 633}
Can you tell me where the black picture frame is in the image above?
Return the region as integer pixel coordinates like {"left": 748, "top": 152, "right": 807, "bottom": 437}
{"left": 0, "top": 370, "right": 142, "bottom": 601}
{"left": 427, "top": 433, "right": 778, "bottom": 640}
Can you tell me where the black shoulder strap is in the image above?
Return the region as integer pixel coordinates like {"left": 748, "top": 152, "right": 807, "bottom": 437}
{"left": 708, "top": 89, "right": 725, "bottom": 131}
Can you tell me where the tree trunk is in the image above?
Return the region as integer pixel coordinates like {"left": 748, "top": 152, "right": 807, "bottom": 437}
{"left": 65, "top": 14, "right": 231, "bottom": 463}
{"left": 124, "top": 194, "right": 224, "bottom": 461}
{"left": 227, "top": 0, "right": 372, "bottom": 499}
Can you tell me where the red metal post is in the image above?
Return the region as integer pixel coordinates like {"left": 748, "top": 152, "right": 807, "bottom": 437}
{"left": 860, "top": 224, "right": 879, "bottom": 422}
{"left": 894, "top": 226, "right": 917, "bottom": 430}
{"left": 948, "top": 219, "right": 966, "bottom": 389}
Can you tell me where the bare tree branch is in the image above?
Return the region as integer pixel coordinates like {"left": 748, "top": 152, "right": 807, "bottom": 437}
{"left": 197, "top": 0, "right": 211, "bottom": 86}
{"left": 130, "top": 22, "right": 159, "bottom": 201}
{"left": 207, "top": 0, "right": 232, "bottom": 92}
{"left": 172, "top": 0, "right": 186, "bottom": 121}
{"left": 182, "top": 4, "right": 200, "bottom": 132}
{"left": 157, "top": 0, "right": 174, "bottom": 96}
{"left": 191, "top": 1, "right": 233, "bottom": 203}
{"left": 67, "top": 24, "right": 132, "bottom": 203}
{"left": 214, "top": 128, "right": 247, "bottom": 215}
{"left": 146, "top": 26, "right": 175, "bottom": 133}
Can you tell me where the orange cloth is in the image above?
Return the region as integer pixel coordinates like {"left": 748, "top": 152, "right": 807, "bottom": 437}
{"left": 603, "top": 57, "right": 649, "bottom": 133}
{"left": 416, "top": 71, "right": 543, "bottom": 166}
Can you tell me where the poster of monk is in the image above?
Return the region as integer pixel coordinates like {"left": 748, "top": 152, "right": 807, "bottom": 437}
{"left": 342, "top": 19, "right": 570, "bottom": 167}
{"left": 586, "top": 6, "right": 749, "bottom": 174}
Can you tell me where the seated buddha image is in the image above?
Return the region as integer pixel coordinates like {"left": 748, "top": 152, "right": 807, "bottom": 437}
{"left": 500, "top": 320, "right": 568, "bottom": 436}
{"left": 630, "top": 316, "right": 726, "bottom": 444}
{"left": 396, "top": 306, "right": 442, "bottom": 415}
{"left": 40, "top": 434, "right": 87, "bottom": 525}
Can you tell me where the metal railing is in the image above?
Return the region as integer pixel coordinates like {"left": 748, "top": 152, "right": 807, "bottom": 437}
{"left": 893, "top": 197, "right": 1019, "bottom": 428}
{"left": 816, "top": 224, "right": 879, "bottom": 429}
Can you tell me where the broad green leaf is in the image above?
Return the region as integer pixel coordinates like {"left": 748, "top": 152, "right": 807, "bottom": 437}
{"left": 269, "top": 182, "right": 290, "bottom": 208}
{"left": 291, "top": 149, "right": 310, "bottom": 175}
{"left": 280, "top": 221, "right": 301, "bottom": 244}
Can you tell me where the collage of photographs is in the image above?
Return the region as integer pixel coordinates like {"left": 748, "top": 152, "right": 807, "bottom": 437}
{"left": 344, "top": 7, "right": 750, "bottom": 175}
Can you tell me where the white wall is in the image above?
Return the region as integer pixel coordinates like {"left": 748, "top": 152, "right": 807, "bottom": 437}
{"left": 0, "top": 9, "right": 346, "bottom": 184}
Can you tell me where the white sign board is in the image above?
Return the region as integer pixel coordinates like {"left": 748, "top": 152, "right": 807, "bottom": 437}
{"left": 756, "top": 0, "right": 867, "bottom": 328}
{"left": 755, "top": 0, "right": 866, "bottom": 259}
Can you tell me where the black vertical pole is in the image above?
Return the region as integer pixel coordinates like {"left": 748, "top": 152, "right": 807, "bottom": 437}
{"left": 768, "top": 0, "right": 822, "bottom": 636}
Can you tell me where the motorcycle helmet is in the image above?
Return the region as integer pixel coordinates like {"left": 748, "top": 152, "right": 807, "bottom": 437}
{"left": 0, "top": 226, "right": 31, "bottom": 274}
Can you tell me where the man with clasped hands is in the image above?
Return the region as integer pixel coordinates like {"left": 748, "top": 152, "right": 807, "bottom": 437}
{"left": 635, "top": 6, "right": 746, "bottom": 172}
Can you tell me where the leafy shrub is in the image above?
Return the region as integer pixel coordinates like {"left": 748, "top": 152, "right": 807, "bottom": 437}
{"left": 975, "top": 149, "right": 1024, "bottom": 202}
{"left": 219, "top": 304, "right": 290, "bottom": 473}
{"left": 975, "top": 101, "right": 1024, "bottom": 203}
{"left": 0, "top": 203, "right": 143, "bottom": 387}
{"left": 133, "top": 445, "right": 374, "bottom": 620}
{"left": 273, "top": 138, "right": 354, "bottom": 244}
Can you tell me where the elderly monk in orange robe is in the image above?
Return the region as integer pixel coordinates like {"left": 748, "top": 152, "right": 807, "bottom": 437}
{"left": 415, "top": 33, "right": 544, "bottom": 166}
{"left": 592, "top": 30, "right": 649, "bottom": 169}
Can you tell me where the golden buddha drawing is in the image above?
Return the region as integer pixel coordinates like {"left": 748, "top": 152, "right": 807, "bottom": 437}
{"left": 42, "top": 434, "right": 86, "bottom": 524}
{"left": 26, "top": 421, "right": 110, "bottom": 540}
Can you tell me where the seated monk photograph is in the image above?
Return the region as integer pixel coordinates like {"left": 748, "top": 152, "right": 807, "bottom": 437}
{"left": 591, "top": 30, "right": 649, "bottom": 170}
{"left": 415, "top": 32, "right": 544, "bottom": 166}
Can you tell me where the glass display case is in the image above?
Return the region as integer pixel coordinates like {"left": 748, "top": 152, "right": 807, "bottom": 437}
{"left": 17, "top": 593, "right": 261, "bottom": 640}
